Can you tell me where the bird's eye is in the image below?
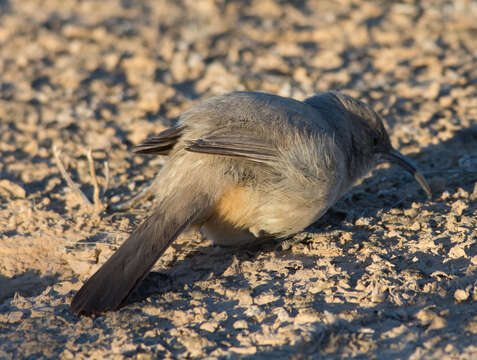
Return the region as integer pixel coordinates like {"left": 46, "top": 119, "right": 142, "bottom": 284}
{"left": 373, "top": 136, "right": 380, "bottom": 146}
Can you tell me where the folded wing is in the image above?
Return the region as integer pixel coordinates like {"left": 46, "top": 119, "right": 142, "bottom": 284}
{"left": 134, "top": 125, "right": 185, "bottom": 155}
{"left": 185, "top": 133, "right": 279, "bottom": 164}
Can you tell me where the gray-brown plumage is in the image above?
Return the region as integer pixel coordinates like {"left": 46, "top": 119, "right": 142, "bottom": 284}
{"left": 70, "top": 91, "right": 431, "bottom": 316}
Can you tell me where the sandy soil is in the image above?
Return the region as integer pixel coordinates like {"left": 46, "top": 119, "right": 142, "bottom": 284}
{"left": 0, "top": 0, "right": 476, "bottom": 358}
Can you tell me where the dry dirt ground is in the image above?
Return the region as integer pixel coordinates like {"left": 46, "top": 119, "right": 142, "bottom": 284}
{"left": 0, "top": 0, "right": 477, "bottom": 359}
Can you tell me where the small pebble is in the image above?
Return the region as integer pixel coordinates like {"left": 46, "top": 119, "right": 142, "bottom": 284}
{"left": 454, "top": 289, "right": 469, "bottom": 302}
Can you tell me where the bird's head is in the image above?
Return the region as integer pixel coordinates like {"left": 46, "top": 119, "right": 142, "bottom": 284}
{"left": 329, "top": 92, "right": 432, "bottom": 198}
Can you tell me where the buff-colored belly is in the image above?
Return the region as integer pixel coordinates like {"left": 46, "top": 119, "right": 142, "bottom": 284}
{"left": 201, "top": 185, "right": 261, "bottom": 246}
{"left": 200, "top": 184, "right": 328, "bottom": 246}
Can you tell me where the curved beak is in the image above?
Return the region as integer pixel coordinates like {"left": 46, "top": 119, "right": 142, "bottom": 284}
{"left": 381, "top": 149, "right": 432, "bottom": 199}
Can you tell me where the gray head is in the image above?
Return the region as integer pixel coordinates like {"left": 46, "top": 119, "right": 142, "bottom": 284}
{"left": 315, "top": 92, "right": 432, "bottom": 198}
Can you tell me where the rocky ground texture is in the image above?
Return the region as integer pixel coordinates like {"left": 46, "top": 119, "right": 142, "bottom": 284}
{"left": 0, "top": 0, "right": 477, "bottom": 358}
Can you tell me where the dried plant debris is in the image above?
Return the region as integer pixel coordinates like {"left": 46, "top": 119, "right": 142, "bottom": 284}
{"left": 0, "top": 0, "right": 476, "bottom": 359}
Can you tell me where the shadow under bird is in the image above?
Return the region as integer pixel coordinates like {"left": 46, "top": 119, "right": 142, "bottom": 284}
{"left": 71, "top": 91, "right": 432, "bottom": 316}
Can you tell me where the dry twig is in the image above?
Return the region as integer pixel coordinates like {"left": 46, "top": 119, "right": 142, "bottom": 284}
{"left": 52, "top": 145, "right": 93, "bottom": 208}
{"left": 103, "top": 161, "right": 110, "bottom": 196}
{"left": 86, "top": 149, "right": 104, "bottom": 211}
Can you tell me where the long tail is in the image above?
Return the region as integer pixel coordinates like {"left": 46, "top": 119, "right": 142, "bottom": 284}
{"left": 70, "top": 192, "right": 211, "bottom": 316}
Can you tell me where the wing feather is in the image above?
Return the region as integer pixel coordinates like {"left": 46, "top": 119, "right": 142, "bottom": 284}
{"left": 185, "top": 134, "right": 278, "bottom": 164}
{"left": 134, "top": 125, "right": 185, "bottom": 155}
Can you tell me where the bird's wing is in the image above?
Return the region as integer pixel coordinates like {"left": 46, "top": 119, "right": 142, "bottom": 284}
{"left": 134, "top": 125, "right": 185, "bottom": 155}
{"left": 185, "top": 133, "right": 279, "bottom": 164}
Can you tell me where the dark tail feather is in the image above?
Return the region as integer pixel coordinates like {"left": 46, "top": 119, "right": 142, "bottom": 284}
{"left": 70, "top": 193, "right": 210, "bottom": 316}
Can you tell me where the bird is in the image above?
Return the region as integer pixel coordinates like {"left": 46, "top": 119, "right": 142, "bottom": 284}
{"left": 70, "top": 91, "right": 432, "bottom": 316}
